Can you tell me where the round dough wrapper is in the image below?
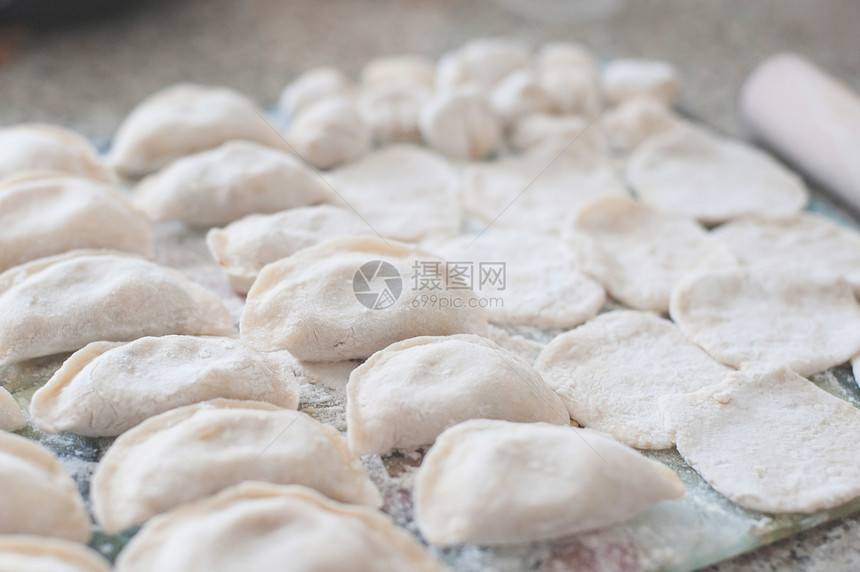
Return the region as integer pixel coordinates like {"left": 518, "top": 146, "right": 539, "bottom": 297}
{"left": 712, "top": 213, "right": 860, "bottom": 296}
{"left": 660, "top": 363, "right": 860, "bottom": 513}
{"left": 91, "top": 399, "right": 382, "bottom": 533}
{"left": 565, "top": 195, "right": 737, "bottom": 312}
{"left": 115, "top": 482, "right": 446, "bottom": 572}
{"left": 670, "top": 267, "right": 860, "bottom": 376}
{"left": 134, "top": 140, "right": 332, "bottom": 226}
{"left": 30, "top": 336, "right": 301, "bottom": 437}
{"left": 109, "top": 83, "right": 290, "bottom": 178}
{"left": 0, "top": 174, "right": 154, "bottom": 272}
{"left": 241, "top": 236, "right": 488, "bottom": 362}
{"left": 346, "top": 334, "right": 568, "bottom": 455}
{"left": 0, "top": 536, "right": 111, "bottom": 572}
{"left": 323, "top": 145, "right": 461, "bottom": 243}
{"left": 626, "top": 125, "right": 809, "bottom": 224}
{"left": 535, "top": 310, "right": 731, "bottom": 449}
{"left": 414, "top": 419, "right": 684, "bottom": 546}
{"left": 206, "top": 205, "right": 371, "bottom": 294}
{"left": 0, "top": 387, "right": 26, "bottom": 431}
{"left": 0, "top": 433, "right": 91, "bottom": 542}
{"left": 428, "top": 230, "right": 605, "bottom": 328}
{"left": 0, "top": 124, "right": 110, "bottom": 184}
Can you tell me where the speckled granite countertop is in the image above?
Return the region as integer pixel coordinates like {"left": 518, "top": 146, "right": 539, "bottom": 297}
{"left": 1, "top": 0, "right": 859, "bottom": 569}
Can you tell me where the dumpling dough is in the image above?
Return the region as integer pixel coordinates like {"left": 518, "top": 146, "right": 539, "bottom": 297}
{"left": 287, "top": 97, "right": 371, "bottom": 170}
{"left": 661, "top": 364, "right": 860, "bottom": 513}
{"left": 712, "top": 213, "right": 860, "bottom": 296}
{"left": 346, "top": 335, "right": 568, "bottom": 455}
{"left": 279, "top": 67, "right": 355, "bottom": 118}
{"left": 241, "top": 236, "right": 488, "bottom": 361}
{"left": 436, "top": 38, "right": 529, "bottom": 93}
{"left": 565, "top": 196, "right": 736, "bottom": 312}
{"left": 670, "top": 267, "right": 860, "bottom": 376}
{"left": 626, "top": 125, "right": 809, "bottom": 224}
{"left": 0, "top": 124, "right": 110, "bottom": 183}
{"left": 602, "top": 97, "right": 682, "bottom": 152}
{"left": 0, "top": 433, "right": 91, "bottom": 542}
{"left": 489, "top": 69, "right": 555, "bottom": 127}
{"left": 0, "top": 536, "right": 111, "bottom": 572}
{"left": 30, "top": 336, "right": 301, "bottom": 437}
{"left": 358, "top": 86, "right": 428, "bottom": 145}
{"left": 464, "top": 146, "right": 627, "bottom": 235}
{"left": 323, "top": 145, "right": 461, "bottom": 242}
{"left": 0, "top": 251, "right": 234, "bottom": 365}
{"left": 509, "top": 113, "right": 608, "bottom": 153}
{"left": 535, "top": 43, "right": 601, "bottom": 115}
{"left": 429, "top": 230, "right": 605, "bottom": 328}
{"left": 361, "top": 55, "right": 436, "bottom": 90}
{"left": 414, "top": 420, "right": 684, "bottom": 545}
{"left": 134, "top": 141, "right": 331, "bottom": 226}
{"left": 207, "top": 205, "right": 371, "bottom": 294}
{"left": 0, "top": 174, "right": 154, "bottom": 272}
{"left": 601, "top": 59, "right": 680, "bottom": 106}
{"left": 91, "top": 399, "right": 382, "bottom": 533}
{"left": 115, "top": 482, "right": 446, "bottom": 572}
{"left": 419, "top": 90, "right": 502, "bottom": 161}
{"left": 535, "top": 310, "right": 731, "bottom": 449}
{"left": 0, "top": 387, "right": 26, "bottom": 431}
{"left": 109, "top": 83, "right": 289, "bottom": 178}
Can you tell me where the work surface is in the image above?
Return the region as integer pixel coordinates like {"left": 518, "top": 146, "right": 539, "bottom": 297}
{"left": 1, "top": 0, "right": 859, "bottom": 569}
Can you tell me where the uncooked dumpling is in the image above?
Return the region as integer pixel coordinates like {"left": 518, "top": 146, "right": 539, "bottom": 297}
{"left": 206, "top": 205, "right": 370, "bottom": 294}
{"left": 0, "top": 432, "right": 91, "bottom": 542}
{"left": 535, "top": 310, "right": 731, "bottom": 449}
{"left": 602, "top": 96, "right": 681, "bottom": 152}
{"left": 287, "top": 97, "right": 371, "bottom": 170}
{"left": 346, "top": 335, "right": 568, "bottom": 455}
{"left": 419, "top": 89, "right": 502, "bottom": 161}
{"left": 712, "top": 213, "right": 860, "bottom": 296}
{"left": 436, "top": 38, "right": 529, "bottom": 93}
{"left": 361, "top": 55, "right": 436, "bottom": 90}
{"left": 565, "top": 196, "right": 736, "bottom": 312}
{"left": 134, "top": 141, "right": 331, "bottom": 226}
{"left": 429, "top": 230, "right": 605, "bottom": 328}
{"left": 358, "top": 86, "right": 428, "bottom": 145}
{"left": 109, "top": 83, "right": 289, "bottom": 178}
{"left": 0, "top": 174, "right": 154, "bottom": 272}
{"left": 601, "top": 59, "right": 680, "bottom": 106}
{"left": 279, "top": 67, "right": 355, "bottom": 118}
{"left": 0, "top": 387, "right": 26, "bottom": 431}
{"left": 670, "top": 267, "right": 860, "bottom": 376}
{"left": 0, "top": 251, "right": 234, "bottom": 365}
{"left": 414, "top": 419, "right": 685, "bottom": 545}
{"left": 323, "top": 145, "right": 461, "bottom": 242}
{"left": 464, "top": 145, "right": 626, "bottom": 235}
{"left": 626, "top": 125, "right": 808, "bottom": 224}
{"left": 661, "top": 363, "right": 860, "bottom": 513}
{"left": 241, "top": 236, "right": 488, "bottom": 361}
{"left": 0, "top": 124, "right": 111, "bottom": 183}
{"left": 30, "top": 336, "right": 301, "bottom": 437}
{"left": 115, "top": 483, "right": 446, "bottom": 572}
{"left": 91, "top": 399, "right": 382, "bottom": 533}
{"left": 0, "top": 536, "right": 111, "bottom": 572}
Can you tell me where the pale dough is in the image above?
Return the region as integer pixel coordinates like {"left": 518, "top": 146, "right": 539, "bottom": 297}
{"left": 0, "top": 536, "right": 112, "bottom": 572}
{"left": 660, "top": 363, "right": 860, "bottom": 513}
{"left": 0, "top": 387, "right": 26, "bottom": 432}
{"left": 0, "top": 124, "right": 111, "bottom": 184}
{"left": 535, "top": 310, "right": 732, "bottom": 449}
{"left": 670, "top": 267, "right": 860, "bottom": 376}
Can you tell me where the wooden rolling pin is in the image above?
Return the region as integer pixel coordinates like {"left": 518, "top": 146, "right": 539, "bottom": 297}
{"left": 740, "top": 53, "right": 860, "bottom": 213}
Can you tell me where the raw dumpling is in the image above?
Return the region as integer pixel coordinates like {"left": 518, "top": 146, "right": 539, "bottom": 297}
{"left": 0, "top": 536, "right": 111, "bottom": 572}
{"left": 0, "top": 432, "right": 91, "bottom": 542}
{"left": 30, "top": 335, "right": 301, "bottom": 437}
{"left": 535, "top": 43, "right": 601, "bottom": 115}
{"left": 602, "top": 96, "right": 682, "bottom": 152}
{"left": 419, "top": 89, "right": 502, "bottom": 161}
{"left": 0, "top": 124, "right": 110, "bottom": 183}
{"left": 711, "top": 213, "right": 860, "bottom": 296}
{"left": 115, "top": 482, "right": 446, "bottom": 572}
{"left": 0, "top": 387, "right": 26, "bottom": 431}
{"left": 134, "top": 140, "right": 331, "bottom": 226}
{"left": 358, "top": 86, "right": 428, "bottom": 145}
{"left": 361, "top": 55, "right": 436, "bottom": 90}
{"left": 206, "top": 205, "right": 371, "bottom": 294}
{"left": 279, "top": 67, "right": 355, "bottom": 118}
{"left": 464, "top": 145, "right": 626, "bottom": 235}
{"left": 0, "top": 251, "right": 234, "bottom": 365}
{"left": 109, "top": 83, "right": 289, "bottom": 178}
{"left": 660, "top": 364, "right": 860, "bottom": 513}
{"left": 601, "top": 59, "right": 681, "bottom": 106}
{"left": 565, "top": 196, "right": 736, "bottom": 312}
{"left": 428, "top": 230, "right": 605, "bottom": 328}
{"left": 287, "top": 97, "right": 371, "bottom": 170}
{"left": 346, "top": 334, "right": 568, "bottom": 455}
{"left": 626, "top": 125, "right": 809, "bottom": 224}
{"left": 670, "top": 267, "right": 860, "bottom": 376}
{"left": 323, "top": 145, "right": 461, "bottom": 242}
{"left": 436, "top": 38, "right": 529, "bottom": 93}
{"left": 535, "top": 310, "right": 731, "bottom": 449}
{"left": 241, "top": 236, "right": 488, "bottom": 361}
{"left": 489, "top": 69, "right": 555, "bottom": 127}
{"left": 414, "top": 420, "right": 685, "bottom": 545}
{"left": 0, "top": 174, "right": 154, "bottom": 272}
{"left": 91, "top": 399, "right": 382, "bottom": 533}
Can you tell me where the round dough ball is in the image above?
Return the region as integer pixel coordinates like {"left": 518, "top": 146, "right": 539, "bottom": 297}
{"left": 601, "top": 59, "right": 680, "bottom": 106}
{"left": 419, "top": 90, "right": 502, "bottom": 161}
{"left": 436, "top": 38, "right": 530, "bottom": 93}
{"left": 489, "top": 69, "right": 555, "bottom": 127}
